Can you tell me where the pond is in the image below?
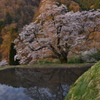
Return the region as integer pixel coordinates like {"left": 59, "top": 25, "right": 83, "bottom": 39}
{"left": 0, "top": 67, "right": 90, "bottom": 100}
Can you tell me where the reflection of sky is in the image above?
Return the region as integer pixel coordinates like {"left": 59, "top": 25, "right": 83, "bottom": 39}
{"left": 0, "top": 84, "right": 69, "bottom": 100}
{"left": 0, "top": 84, "right": 33, "bottom": 100}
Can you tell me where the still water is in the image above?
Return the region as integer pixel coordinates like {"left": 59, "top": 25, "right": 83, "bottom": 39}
{"left": 0, "top": 67, "right": 89, "bottom": 100}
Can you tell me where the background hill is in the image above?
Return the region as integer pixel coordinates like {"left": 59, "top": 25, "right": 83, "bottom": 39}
{"left": 0, "top": 0, "right": 40, "bottom": 27}
{"left": 74, "top": 0, "right": 100, "bottom": 10}
{"left": 0, "top": 0, "right": 40, "bottom": 61}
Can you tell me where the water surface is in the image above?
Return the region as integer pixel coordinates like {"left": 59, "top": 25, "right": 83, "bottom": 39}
{"left": 0, "top": 67, "right": 89, "bottom": 100}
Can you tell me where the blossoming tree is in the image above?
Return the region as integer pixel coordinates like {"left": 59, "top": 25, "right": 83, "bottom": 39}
{"left": 14, "top": 1, "right": 100, "bottom": 64}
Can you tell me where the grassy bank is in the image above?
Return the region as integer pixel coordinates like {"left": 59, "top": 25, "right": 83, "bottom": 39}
{"left": 0, "top": 63, "right": 93, "bottom": 71}
{"left": 65, "top": 61, "right": 100, "bottom": 100}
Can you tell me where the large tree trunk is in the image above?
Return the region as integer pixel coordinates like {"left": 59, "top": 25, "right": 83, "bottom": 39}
{"left": 59, "top": 57, "right": 68, "bottom": 63}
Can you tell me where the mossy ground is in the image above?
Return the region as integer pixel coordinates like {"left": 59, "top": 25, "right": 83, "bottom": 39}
{"left": 65, "top": 61, "right": 100, "bottom": 100}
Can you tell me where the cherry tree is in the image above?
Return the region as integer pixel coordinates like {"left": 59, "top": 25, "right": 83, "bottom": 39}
{"left": 0, "top": 60, "right": 8, "bottom": 67}
{"left": 14, "top": 1, "right": 100, "bottom": 64}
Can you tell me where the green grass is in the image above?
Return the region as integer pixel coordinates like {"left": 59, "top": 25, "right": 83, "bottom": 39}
{"left": 0, "top": 65, "right": 25, "bottom": 70}
{"left": 35, "top": 62, "right": 87, "bottom": 65}
{"left": 65, "top": 61, "right": 100, "bottom": 100}
{"left": 0, "top": 62, "right": 92, "bottom": 70}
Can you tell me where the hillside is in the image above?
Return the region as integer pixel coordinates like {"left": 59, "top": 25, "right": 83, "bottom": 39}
{"left": 0, "top": 0, "right": 40, "bottom": 27}
{"left": 0, "top": 0, "right": 79, "bottom": 62}
{"left": 65, "top": 61, "right": 100, "bottom": 100}
{"left": 14, "top": 0, "right": 100, "bottom": 64}
{"left": 0, "top": 0, "right": 41, "bottom": 61}
{"left": 0, "top": 0, "right": 100, "bottom": 64}
{"left": 74, "top": 0, "right": 100, "bottom": 10}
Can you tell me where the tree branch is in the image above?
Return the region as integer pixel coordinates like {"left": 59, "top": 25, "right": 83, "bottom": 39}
{"left": 28, "top": 45, "right": 47, "bottom": 51}
{"left": 49, "top": 44, "right": 61, "bottom": 58}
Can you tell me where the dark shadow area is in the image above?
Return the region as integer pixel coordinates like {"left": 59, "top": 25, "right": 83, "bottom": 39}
{"left": 9, "top": 43, "right": 19, "bottom": 65}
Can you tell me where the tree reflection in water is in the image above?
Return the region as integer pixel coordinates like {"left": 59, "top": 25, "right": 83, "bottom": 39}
{"left": 0, "top": 67, "right": 90, "bottom": 100}
{"left": 15, "top": 68, "right": 88, "bottom": 100}
{"left": 24, "top": 85, "right": 69, "bottom": 100}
